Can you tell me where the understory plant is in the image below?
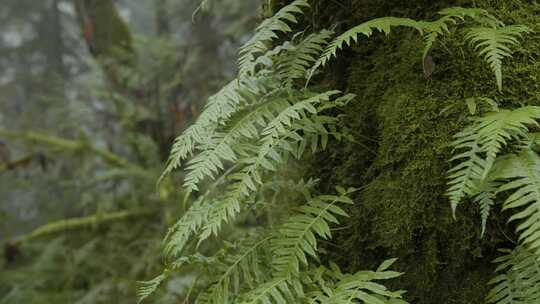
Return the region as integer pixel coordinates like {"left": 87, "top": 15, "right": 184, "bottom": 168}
{"left": 140, "top": 1, "right": 536, "bottom": 303}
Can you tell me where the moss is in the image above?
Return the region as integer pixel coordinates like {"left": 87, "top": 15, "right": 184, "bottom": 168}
{"left": 295, "top": 0, "right": 540, "bottom": 303}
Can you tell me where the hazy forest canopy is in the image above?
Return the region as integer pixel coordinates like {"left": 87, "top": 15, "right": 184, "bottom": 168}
{"left": 1, "top": 0, "right": 540, "bottom": 304}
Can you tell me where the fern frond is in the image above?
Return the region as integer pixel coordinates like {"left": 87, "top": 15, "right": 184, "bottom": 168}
{"left": 475, "top": 107, "right": 540, "bottom": 178}
{"left": 164, "top": 199, "right": 212, "bottom": 258}
{"left": 419, "top": 7, "right": 498, "bottom": 61}
{"left": 471, "top": 179, "right": 499, "bottom": 237}
{"left": 136, "top": 273, "right": 167, "bottom": 304}
{"left": 465, "top": 25, "right": 530, "bottom": 91}
{"left": 198, "top": 237, "right": 271, "bottom": 304}
{"left": 271, "top": 191, "right": 354, "bottom": 277}
{"left": 181, "top": 95, "right": 288, "bottom": 195}
{"left": 447, "top": 127, "right": 486, "bottom": 215}
{"left": 238, "top": 278, "right": 294, "bottom": 304}
{"left": 310, "top": 17, "right": 422, "bottom": 81}
{"left": 160, "top": 79, "right": 251, "bottom": 183}
{"left": 487, "top": 246, "right": 540, "bottom": 303}
{"left": 496, "top": 150, "right": 540, "bottom": 256}
{"left": 447, "top": 106, "right": 540, "bottom": 214}
{"left": 308, "top": 260, "right": 406, "bottom": 304}
{"left": 195, "top": 91, "right": 346, "bottom": 243}
{"left": 276, "top": 30, "right": 334, "bottom": 87}
{"left": 238, "top": 0, "right": 310, "bottom": 75}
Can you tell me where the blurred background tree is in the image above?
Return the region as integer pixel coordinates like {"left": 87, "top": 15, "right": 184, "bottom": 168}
{"left": 0, "top": 0, "right": 260, "bottom": 302}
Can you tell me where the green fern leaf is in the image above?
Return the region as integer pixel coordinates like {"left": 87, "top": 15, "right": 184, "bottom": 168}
{"left": 198, "top": 237, "right": 271, "bottom": 304}
{"left": 238, "top": 278, "right": 293, "bottom": 304}
{"left": 471, "top": 179, "right": 499, "bottom": 237}
{"left": 160, "top": 78, "right": 259, "bottom": 184}
{"left": 487, "top": 246, "right": 540, "bottom": 303}
{"left": 447, "top": 106, "right": 540, "bottom": 214}
{"left": 136, "top": 273, "right": 167, "bottom": 304}
{"left": 164, "top": 198, "right": 212, "bottom": 258}
{"left": 276, "top": 30, "right": 334, "bottom": 87}
{"left": 195, "top": 91, "right": 345, "bottom": 243}
{"left": 465, "top": 25, "right": 530, "bottom": 91}
{"left": 238, "top": 0, "right": 310, "bottom": 75}
{"left": 308, "top": 260, "right": 406, "bottom": 304}
{"left": 310, "top": 17, "right": 422, "bottom": 81}
{"left": 496, "top": 150, "right": 540, "bottom": 256}
{"left": 271, "top": 191, "right": 354, "bottom": 277}
{"left": 420, "top": 7, "right": 499, "bottom": 62}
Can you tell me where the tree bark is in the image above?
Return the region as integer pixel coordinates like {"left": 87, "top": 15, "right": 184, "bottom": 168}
{"left": 74, "top": 0, "right": 135, "bottom": 86}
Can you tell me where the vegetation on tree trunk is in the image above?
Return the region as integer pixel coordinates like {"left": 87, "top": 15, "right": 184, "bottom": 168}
{"left": 300, "top": 0, "right": 540, "bottom": 303}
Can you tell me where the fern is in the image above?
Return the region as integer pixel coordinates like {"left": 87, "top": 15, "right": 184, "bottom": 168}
{"left": 310, "top": 17, "right": 423, "bottom": 81}
{"left": 164, "top": 198, "right": 212, "bottom": 258}
{"left": 420, "top": 7, "right": 499, "bottom": 61}
{"left": 230, "top": 188, "right": 404, "bottom": 304}
{"left": 237, "top": 277, "right": 293, "bottom": 304}
{"left": 238, "top": 0, "right": 310, "bottom": 75}
{"left": 447, "top": 106, "right": 540, "bottom": 215}
{"left": 197, "top": 237, "right": 271, "bottom": 304}
{"left": 148, "top": 5, "right": 536, "bottom": 304}
{"left": 271, "top": 190, "right": 355, "bottom": 277}
{"left": 308, "top": 260, "right": 407, "bottom": 304}
{"left": 496, "top": 150, "right": 540, "bottom": 256}
{"left": 310, "top": 6, "right": 529, "bottom": 91}
{"left": 181, "top": 93, "right": 287, "bottom": 194}
{"left": 276, "top": 30, "right": 334, "bottom": 87}
{"left": 193, "top": 91, "right": 347, "bottom": 241}
{"left": 136, "top": 273, "right": 167, "bottom": 304}
{"left": 487, "top": 246, "right": 540, "bottom": 303}
{"left": 465, "top": 25, "right": 531, "bottom": 91}
{"left": 471, "top": 179, "right": 499, "bottom": 237}
{"left": 160, "top": 77, "right": 268, "bottom": 184}
{"left": 310, "top": 7, "right": 502, "bottom": 82}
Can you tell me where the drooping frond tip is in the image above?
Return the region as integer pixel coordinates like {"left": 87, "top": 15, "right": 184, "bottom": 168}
{"left": 466, "top": 25, "right": 530, "bottom": 91}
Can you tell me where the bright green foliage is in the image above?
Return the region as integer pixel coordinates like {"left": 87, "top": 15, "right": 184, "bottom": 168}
{"left": 141, "top": 2, "right": 409, "bottom": 301}
{"left": 496, "top": 151, "right": 540, "bottom": 256}
{"left": 278, "top": 30, "right": 334, "bottom": 88}
{"left": 420, "top": 7, "right": 500, "bottom": 61}
{"left": 308, "top": 260, "right": 407, "bottom": 304}
{"left": 146, "top": 2, "right": 536, "bottom": 304}
{"left": 238, "top": 0, "right": 310, "bottom": 75}
{"left": 466, "top": 25, "right": 531, "bottom": 91}
{"left": 271, "top": 192, "right": 354, "bottom": 277}
{"left": 197, "top": 237, "right": 271, "bottom": 303}
{"left": 487, "top": 246, "right": 540, "bottom": 303}
{"left": 448, "top": 108, "right": 540, "bottom": 303}
{"left": 447, "top": 106, "right": 540, "bottom": 215}
{"left": 310, "top": 16, "right": 422, "bottom": 82}
{"left": 311, "top": 7, "right": 529, "bottom": 91}
{"left": 136, "top": 273, "right": 167, "bottom": 304}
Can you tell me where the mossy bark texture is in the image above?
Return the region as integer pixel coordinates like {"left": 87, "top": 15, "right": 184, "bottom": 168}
{"left": 279, "top": 0, "right": 540, "bottom": 303}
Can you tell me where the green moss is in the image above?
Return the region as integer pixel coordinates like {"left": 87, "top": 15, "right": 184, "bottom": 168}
{"left": 299, "top": 0, "right": 540, "bottom": 303}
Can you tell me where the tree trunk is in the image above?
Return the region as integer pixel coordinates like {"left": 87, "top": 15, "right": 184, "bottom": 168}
{"left": 272, "top": 0, "right": 540, "bottom": 303}
{"left": 74, "top": 0, "right": 134, "bottom": 86}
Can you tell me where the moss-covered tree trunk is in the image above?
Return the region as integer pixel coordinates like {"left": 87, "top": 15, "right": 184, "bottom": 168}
{"left": 270, "top": 0, "right": 540, "bottom": 303}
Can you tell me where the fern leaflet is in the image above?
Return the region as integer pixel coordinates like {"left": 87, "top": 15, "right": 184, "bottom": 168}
{"left": 465, "top": 25, "right": 531, "bottom": 91}
{"left": 238, "top": 0, "right": 310, "bottom": 75}
{"left": 487, "top": 246, "right": 540, "bottom": 303}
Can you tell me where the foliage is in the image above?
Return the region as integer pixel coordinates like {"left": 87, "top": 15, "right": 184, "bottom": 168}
{"left": 145, "top": 2, "right": 534, "bottom": 304}
{"left": 310, "top": 7, "right": 530, "bottom": 90}
{"left": 2, "top": 1, "right": 537, "bottom": 303}
{"left": 465, "top": 25, "right": 531, "bottom": 91}
{"left": 486, "top": 246, "right": 540, "bottom": 303}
